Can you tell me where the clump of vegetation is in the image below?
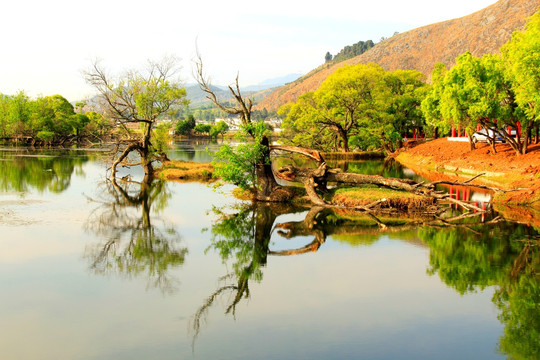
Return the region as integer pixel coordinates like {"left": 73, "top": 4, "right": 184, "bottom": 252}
{"left": 330, "top": 186, "right": 435, "bottom": 211}
{"left": 156, "top": 160, "right": 214, "bottom": 182}
{"left": 325, "top": 40, "right": 376, "bottom": 63}
{"left": 0, "top": 93, "right": 113, "bottom": 145}
{"left": 212, "top": 121, "right": 270, "bottom": 189}
{"left": 422, "top": 11, "right": 540, "bottom": 155}
{"left": 84, "top": 56, "right": 188, "bottom": 178}
{"left": 280, "top": 63, "right": 428, "bottom": 153}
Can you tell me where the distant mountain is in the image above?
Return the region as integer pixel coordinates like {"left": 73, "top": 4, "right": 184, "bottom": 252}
{"left": 185, "top": 84, "right": 229, "bottom": 107}
{"left": 257, "top": 0, "right": 540, "bottom": 111}
{"left": 185, "top": 73, "right": 303, "bottom": 107}
{"left": 242, "top": 73, "right": 303, "bottom": 92}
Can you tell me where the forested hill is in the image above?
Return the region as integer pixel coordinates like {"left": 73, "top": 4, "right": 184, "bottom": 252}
{"left": 257, "top": 0, "right": 540, "bottom": 112}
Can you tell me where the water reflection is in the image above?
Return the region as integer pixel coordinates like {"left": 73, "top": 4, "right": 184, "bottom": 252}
{"left": 168, "top": 139, "right": 225, "bottom": 163}
{"left": 84, "top": 177, "right": 187, "bottom": 294}
{"left": 419, "top": 225, "right": 540, "bottom": 359}
{"left": 193, "top": 202, "right": 539, "bottom": 359}
{"left": 193, "top": 203, "right": 292, "bottom": 328}
{"left": 330, "top": 158, "right": 418, "bottom": 179}
{"left": 193, "top": 205, "right": 427, "bottom": 341}
{"left": 0, "top": 148, "right": 90, "bottom": 193}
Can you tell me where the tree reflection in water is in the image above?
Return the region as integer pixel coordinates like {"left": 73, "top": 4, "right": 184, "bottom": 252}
{"left": 419, "top": 225, "right": 540, "bottom": 360}
{"left": 84, "top": 176, "right": 187, "bottom": 294}
{"left": 191, "top": 203, "right": 423, "bottom": 344}
{"left": 193, "top": 204, "right": 539, "bottom": 358}
{"left": 0, "top": 149, "right": 90, "bottom": 193}
{"left": 192, "top": 203, "right": 328, "bottom": 344}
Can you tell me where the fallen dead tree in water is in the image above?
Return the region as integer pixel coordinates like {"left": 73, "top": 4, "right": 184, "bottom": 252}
{"left": 270, "top": 145, "right": 510, "bottom": 215}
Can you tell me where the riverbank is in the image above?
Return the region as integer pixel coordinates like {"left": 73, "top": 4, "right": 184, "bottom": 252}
{"left": 396, "top": 138, "right": 540, "bottom": 207}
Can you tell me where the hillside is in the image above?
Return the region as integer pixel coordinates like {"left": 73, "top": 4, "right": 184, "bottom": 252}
{"left": 257, "top": 0, "right": 540, "bottom": 112}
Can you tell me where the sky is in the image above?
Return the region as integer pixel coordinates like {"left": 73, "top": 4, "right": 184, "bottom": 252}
{"left": 0, "top": 0, "right": 498, "bottom": 102}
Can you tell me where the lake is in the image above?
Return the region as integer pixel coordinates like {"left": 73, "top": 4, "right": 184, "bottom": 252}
{"left": 0, "top": 142, "right": 538, "bottom": 360}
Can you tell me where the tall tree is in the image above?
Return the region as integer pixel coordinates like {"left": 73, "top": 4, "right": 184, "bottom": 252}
{"left": 84, "top": 56, "right": 187, "bottom": 178}
{"left": 324, "top": 51, "right": 333, "bottom": 63}
{"left": 282, "top": 64, "right": 392, "bottom": 152}
{"left": 502, "top": 11, "right": 540, "bottom": 154}
{"left": 380, "top": 69, "right": 429, "bottom": 151}
{"left": 423, "top": 52, "right": 528, "bottom": 154}
{"left": 421, "top": 63, "right": 450, "bottom": 138}
{"left": 194, "top": 54, "right": 288, "bottom": 201}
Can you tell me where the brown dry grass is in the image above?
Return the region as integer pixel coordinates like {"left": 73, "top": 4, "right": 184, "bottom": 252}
{"left": 156, "top": 160, "right": 214, "bottom": 182}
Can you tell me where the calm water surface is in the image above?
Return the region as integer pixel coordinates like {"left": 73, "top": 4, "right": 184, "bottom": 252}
{"left": 0, "top": 143, "right": 538, "bottom": 360}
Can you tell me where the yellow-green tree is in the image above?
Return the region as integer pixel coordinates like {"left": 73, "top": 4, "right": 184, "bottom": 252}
{"left": 282, "top": 64, "right": 390, "bottom": 152}
{"left": 84, "top": 56, "right": 187, "bottom": 178}
{"left": 282, "top": 64, "right": 428, "bottom": 153}
{"left": 502, "top": 11, "right": 540, "bottom": 154}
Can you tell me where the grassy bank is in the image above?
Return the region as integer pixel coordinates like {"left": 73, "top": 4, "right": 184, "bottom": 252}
{"left": 156, "top": 160, "right": 214, "bottom": 182}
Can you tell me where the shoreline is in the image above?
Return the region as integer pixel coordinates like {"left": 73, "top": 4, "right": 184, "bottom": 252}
{"left": 396, "top": 138, "right": 540, "bottom": 208}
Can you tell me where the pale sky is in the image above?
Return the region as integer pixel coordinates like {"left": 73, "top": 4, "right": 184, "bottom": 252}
{"left": 0, "top": 0, "right": 497, "bottom": 102}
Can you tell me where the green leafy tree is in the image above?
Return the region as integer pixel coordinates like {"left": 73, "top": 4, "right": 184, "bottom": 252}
{"left": 175, "top": 114, "right": 196, "bottom": 135}
{"left": 502, "top": 11, "right": 540, "bottom": 154}
{"left": 381, "top": 69, "right": 429, "bottom": 150}
{"left": 210, "top": 120, "right": 229, "bottom": 139}
{"left": 29, "top": 95, "right": 77, "bottom": 142}
{"left": 84, "top": 56, "right": 188, "bottom": 178}
{"left": 437, "top": 53, "right": 486, "bottom": 150}
{"left": 84, "top": 111, "right": 114, "bottom": 138}
{"left": 212, "top": 122, "right": 268, "bottom": 190}
{"left": 193, "top": 123, "right": 211, "bottom": 135}
{"left": 423, "top": 53, "right": 520, "bottom": 151}
{"left": 0, "top": 91, "right": 32, "bottom": 139}
{"left": 421, "top": 63, "right": 449, "bottom": 138}
{"left": 70, "top": 113, "right": 90, "bottom": 137}
{"left": 325, "top": 51, "right": 333, "bottom": 63}
{"left": 282, "top": 64, "right": 426, "bottom": 153}
{"left": 282, "top": 64, "right": 390, "bottom": 152}
{"left": 194, "top": 54, "right": 282, "bottom": 201}
{"left": 280, "top": 92, "right": 336, "bottom": 152}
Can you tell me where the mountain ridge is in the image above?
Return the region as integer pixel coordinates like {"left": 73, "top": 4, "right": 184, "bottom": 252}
{"left": 184, "top": 73, "right": 302, "bottom": 107}
{"left": 257, "top": 0, "right": 540, "bottom": 112}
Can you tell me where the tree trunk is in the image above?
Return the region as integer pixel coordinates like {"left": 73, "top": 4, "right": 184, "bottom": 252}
{"left": 338, "top": 127, "right": 349, "bottom": 152}
{"left": 489, "top": 139, "right": 497, "bottom": 154}
{"left": 467, "top": 135, "right": 476, "bottom": 151}
{"left": 141, "top": 123, "right": 154, "bottom": 175}
{"left": 255, "top": 135, "right": 279, "bottom": 201}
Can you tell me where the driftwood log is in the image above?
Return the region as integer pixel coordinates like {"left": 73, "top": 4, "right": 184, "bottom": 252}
{"left": 270, "top": 145, "right": 507, "bottom": 214}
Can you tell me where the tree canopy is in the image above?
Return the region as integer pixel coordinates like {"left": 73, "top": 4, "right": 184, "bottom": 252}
{"left": 423, "top": 12, "right": 540, "bottom": 155}
{"left": 502, "top": 10, "right": 540, "bottom": 150}
{"left": 84, "top": 56, "right": 188, "bottom": 177}
{"left": 331, "top": 40, "right": 375, "bottom": 63}
{"left": 281, "top": 64, "right": 427, "bottom": 153}
{"left": 0, "top": 92, "right": 111, "bottom": 145}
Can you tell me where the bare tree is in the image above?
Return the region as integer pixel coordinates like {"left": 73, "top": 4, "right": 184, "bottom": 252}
{"left": 193, "top": 53, "right": 289, "bottom": 201}
{"left": 84, "top": 56, "right": 187, "bottom": 178}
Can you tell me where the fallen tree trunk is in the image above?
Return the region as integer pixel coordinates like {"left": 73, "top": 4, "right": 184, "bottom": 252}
{"left": 274, "top": 162, "right": 491, "bottom": 214}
